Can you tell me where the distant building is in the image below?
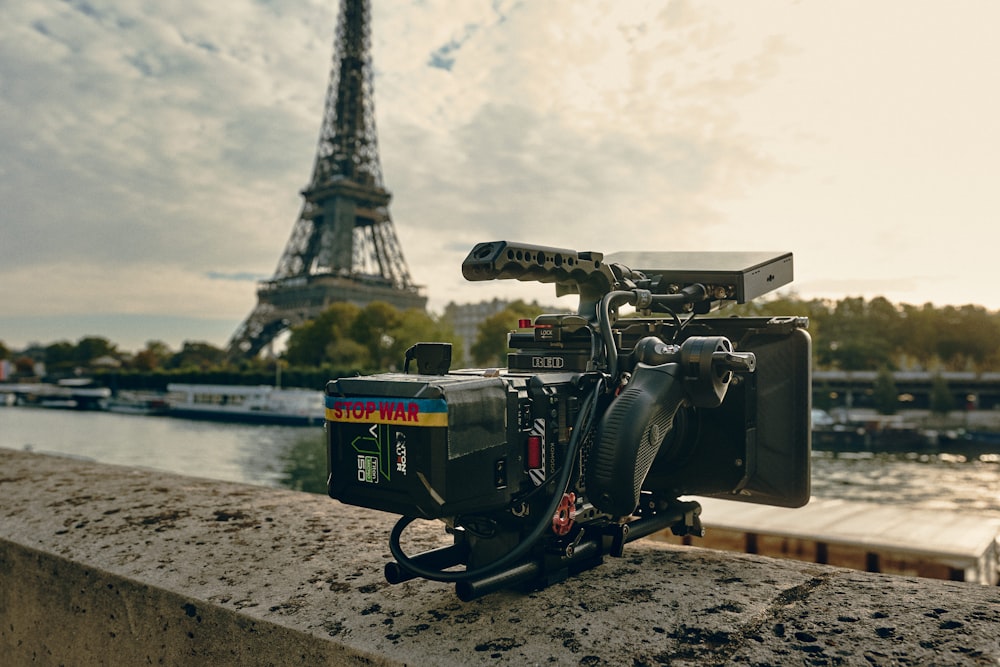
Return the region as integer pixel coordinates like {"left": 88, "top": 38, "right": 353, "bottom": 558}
{"left": 442, "top": 298, "right": 568, "bottom": 364}
{"left": 442, "top": 299, "right": 513, "bottom": 364}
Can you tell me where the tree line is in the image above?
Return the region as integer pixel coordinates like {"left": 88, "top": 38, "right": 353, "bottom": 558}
{"left": 3, "top": 295, "right": 1000, "bottom": 386}
{"left": 449, "top": 294, "right": 1000, "bottom": 373}
{"left": 732, "top": 295, "right": 1000, "bottom": 372}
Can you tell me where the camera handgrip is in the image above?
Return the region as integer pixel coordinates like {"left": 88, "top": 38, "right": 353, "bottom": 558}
{"left": 589, "top": 363, "right": 686, "bottom": 518}
{"left": 462, "top": 241, "right": 605, "bottom": 284}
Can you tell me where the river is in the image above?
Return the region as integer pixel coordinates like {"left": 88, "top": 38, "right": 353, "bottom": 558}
{"left": 2, "top": 406, "right": 999, "bottom": 519}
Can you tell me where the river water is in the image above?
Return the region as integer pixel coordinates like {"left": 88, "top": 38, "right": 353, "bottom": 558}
{"left": 2, "top": 406, "right": 999, "bottom": 520}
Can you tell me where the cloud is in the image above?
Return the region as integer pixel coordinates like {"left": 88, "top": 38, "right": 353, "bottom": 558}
{"left": 9, "top": 0, "right": 996, "bottom": 353}
{"left": 0, "top": 0, "right": 793, "bottom": 350}
{"left": 0, "top": 261, "right": 252, "bottom": 318}
{"left": 374, "top": 0, "right": 787, "bottom": 310}
{"left": 205, "top": 271, "right": 269, "bottom": 283}
{"left": 0, "top": 1, "right": 331, "bottom": 313}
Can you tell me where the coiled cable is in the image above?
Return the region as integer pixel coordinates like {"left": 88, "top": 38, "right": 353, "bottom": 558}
{"left": 387, "top": 377, "right": 605, "bottom": 583}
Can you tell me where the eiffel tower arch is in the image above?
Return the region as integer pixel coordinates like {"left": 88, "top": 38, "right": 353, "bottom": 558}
{"left": 228, "top": 0, "right": 426, "bottom": 358}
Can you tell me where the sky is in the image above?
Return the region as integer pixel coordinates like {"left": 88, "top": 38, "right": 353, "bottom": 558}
{"left": 2, "top": 0, "right": 999, "bottom": 353}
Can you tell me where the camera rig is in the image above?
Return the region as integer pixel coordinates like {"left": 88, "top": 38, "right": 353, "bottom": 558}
{"left": 326, "top": 241, "right": 811, "bottom": 600}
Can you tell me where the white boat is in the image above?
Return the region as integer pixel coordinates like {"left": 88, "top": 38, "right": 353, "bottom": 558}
{"left": 165, "top": 383, "right": 324, "bottom": 426}
{"left": 2, "top": 379, "right": 113, "bottom": 410}
{"left": 106, "top": 391, "right": 170, "bottom": 416}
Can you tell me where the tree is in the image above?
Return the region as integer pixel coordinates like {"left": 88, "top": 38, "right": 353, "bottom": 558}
{"left": 0, "top": 340, "right": 9, "bottom": 360}
{"left": 928, "top": 374, "right": 955, "bottom": 416}
{"left": 872, "top": 367, "right": 899, "bottom": 415}
{"left": 323, "top": 338, "right": 371, "bottom": 369}
{"left": 350, "top": 302, "right": 403, "bottom": 370}
{"left": 285, "top": 302, "right": 363, "bottom": 367}
{"left": 390, "top": 307, "right": 463, "bottom": 368}
{"left": 284, "top": 301, "right": 459, "bottom": 371}
{"left": 44, "top": 341, "right": 76, "bottom": 374}
{"left": 14, "top": 356, "right": 36, "bottom": 376}
{"left": 949, "top": 305, "right": 1000, "bottom": 370}
{"left": 169, "top": 341, "right": 226, "bottom": 370}
{"left": 131, "top": 341, "right": 172, "bottom": 371}
{"left": 349, "top": 302, "right": 463, "bottom": 371}
{"left": 897, "top": 302, "right": 939, "bottom": 369}
{"left": 74, "top": 336, "right": 118, "bottom": 366}
{"left": 813, "top": 381, "right": 834, "bottom": 412}
{"left": 820, "top": 297, "right": 896, "bottom": 370}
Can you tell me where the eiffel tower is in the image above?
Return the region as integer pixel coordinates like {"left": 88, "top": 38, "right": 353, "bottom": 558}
{"left": 228, "top": 0, "right": 426, "bottom": 358}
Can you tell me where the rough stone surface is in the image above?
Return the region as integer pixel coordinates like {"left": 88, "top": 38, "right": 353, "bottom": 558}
{"left": 1, "top": 447, "right": 998, "bottom": 666}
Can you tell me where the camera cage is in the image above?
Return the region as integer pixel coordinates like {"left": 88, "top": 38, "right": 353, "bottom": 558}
{"left": 462, "top": 241, "right": 793, "bottom": 316}
{"left": 326, "top": 240, "right": 811, "bottom": 599}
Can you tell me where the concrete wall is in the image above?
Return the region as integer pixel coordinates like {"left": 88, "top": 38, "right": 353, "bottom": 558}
{"left": 2, "top": 447, "right": 998, "bottom": 666}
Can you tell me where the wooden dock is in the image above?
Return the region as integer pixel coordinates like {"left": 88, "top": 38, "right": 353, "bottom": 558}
{"left": 653, "top": 497, "right": 1000, "bottom": 585}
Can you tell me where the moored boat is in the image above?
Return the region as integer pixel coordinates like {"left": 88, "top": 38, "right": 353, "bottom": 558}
{"left": 165, "top": 384, "right": 324, "bottom": 426}
{"left": 2, "top": 379, "right": 112, "bottom": 410}
{"left": 106, "top": 391, "right": 170, "bottom": 416}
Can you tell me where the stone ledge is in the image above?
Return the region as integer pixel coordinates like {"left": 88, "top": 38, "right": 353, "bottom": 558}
{"left": 1, "top": 448, "right": 998, "bottom": 666}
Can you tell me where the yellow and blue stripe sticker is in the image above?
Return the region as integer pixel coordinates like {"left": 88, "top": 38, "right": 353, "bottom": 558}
{"left": 325, "top": 396, "right": 448, "bottom": 427}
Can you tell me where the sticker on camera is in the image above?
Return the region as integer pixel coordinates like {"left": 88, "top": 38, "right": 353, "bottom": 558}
{"left": 357, "top": 454, "right": 379, "bottom": 483}
{"left": 528, "top": 418, "right": 546, "bottom": 486}
{"left": 347, "top": 423, "right": 410, "bottom": 485}
{"left": 326, "top": 396, "right": 448, "bottom": 426}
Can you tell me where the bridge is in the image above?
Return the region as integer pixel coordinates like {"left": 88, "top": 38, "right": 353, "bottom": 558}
{"left": 814, "top": 369, "right": 1000, "bottom": 411}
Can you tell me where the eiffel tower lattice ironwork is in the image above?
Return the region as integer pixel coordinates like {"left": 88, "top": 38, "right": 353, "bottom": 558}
{"left": 228, "top": 0, "right": 425, "bottom": 358}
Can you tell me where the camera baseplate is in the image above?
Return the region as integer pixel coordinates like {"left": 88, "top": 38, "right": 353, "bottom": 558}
{"left": 385, "top": 497, "right": 704, "bottom": 601}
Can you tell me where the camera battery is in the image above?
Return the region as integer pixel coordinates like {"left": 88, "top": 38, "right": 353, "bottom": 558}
{"left": 326, "top": 373, "right": 519, "bottom": 519}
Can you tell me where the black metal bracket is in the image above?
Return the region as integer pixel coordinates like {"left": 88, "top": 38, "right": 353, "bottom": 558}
{"left": 383, "top": 499, "right": 703, "bottom": 601}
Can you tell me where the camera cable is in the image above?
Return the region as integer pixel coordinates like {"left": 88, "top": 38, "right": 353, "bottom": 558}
{"left": 387, "top": 377, "right": 606, "bottom": 583}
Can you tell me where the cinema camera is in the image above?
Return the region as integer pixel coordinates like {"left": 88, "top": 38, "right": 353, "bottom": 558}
{"left": 325, "top": 241, "right": 811, "bottom": 600}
